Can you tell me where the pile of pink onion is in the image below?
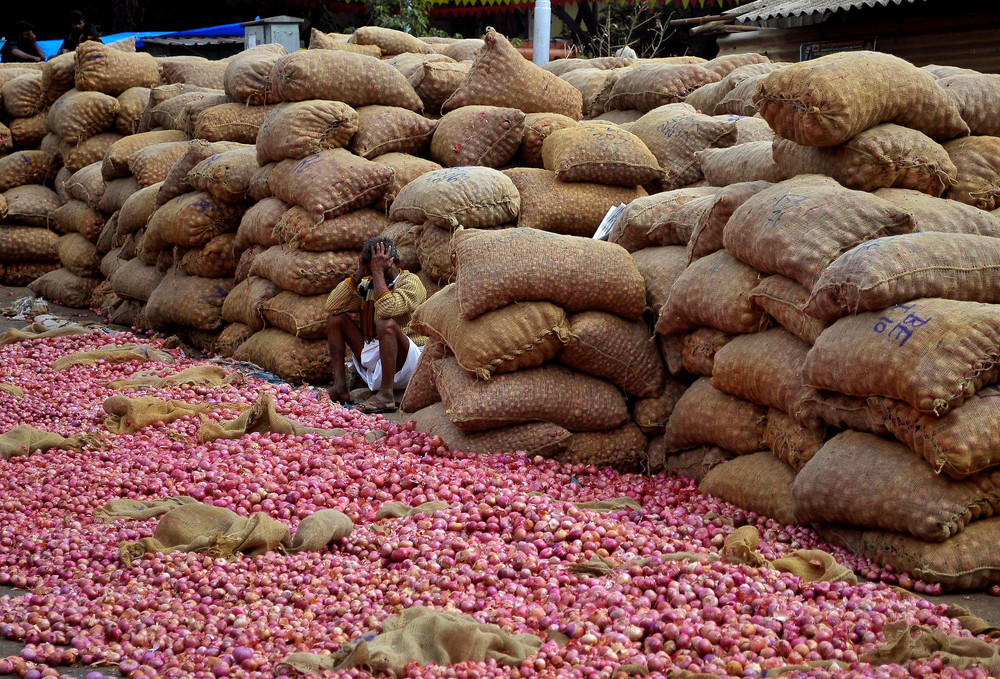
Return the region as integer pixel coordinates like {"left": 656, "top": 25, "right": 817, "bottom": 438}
{"left": 0, "top": 331, "right": 988, "bottom": 679}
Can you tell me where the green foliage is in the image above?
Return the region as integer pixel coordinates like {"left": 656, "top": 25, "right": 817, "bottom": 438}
{"left": 363, "top": 0, "right": 434, "bottom": 36}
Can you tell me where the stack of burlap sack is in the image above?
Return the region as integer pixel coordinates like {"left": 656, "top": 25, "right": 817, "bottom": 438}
{"left": 613, "top": 49, "right": 1000, "bottom": 592}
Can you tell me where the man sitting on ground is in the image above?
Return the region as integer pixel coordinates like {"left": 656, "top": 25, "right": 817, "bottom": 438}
{"left": 325, "top": 237, "right": 427, "bottom": 414}
{"left": 57, "top": 11, "right": 102, "bottom": 55}
{"left": 0, "top": 21, "right": 46, "bottom": 63}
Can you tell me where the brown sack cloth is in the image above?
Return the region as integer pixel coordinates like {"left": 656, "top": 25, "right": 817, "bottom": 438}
{"left": 280, "top": 607, "right": 543, "bottom": 678}
{"left": 408, "top": 403, "right": 571, "bottom": 458}
{"left": 0, "top": 323, "right": 93, "bottom": 345}
{"left": 0, "top": 426, "right": 104, "bottom": 459}
{"left": 720, "top": 525, "right": 857, "bottom": 584}
{"left": 700, "top": 453, "right": 799, "bottom": 525}
{"left": 376, "top": 501, "right": 450, "bottom": 520}
{"left": 105, "top": 365, "right": 243, "bottom": 390}
{"left": 103, "top": 395, "right": 246, "bottom": 434}
{"left": 52, "top": 344, "right": 175, "bottom": 370}
{"left": 662, "top": 377, "right": 767, "bottom": 454}
{"left": 197, "top": 391, "right": 345, "bottom": 443}
{"left": 0, "top": 384, "right": 24, "bottom": 397}
{"left": 862, "top": 621, "right": 1000, "bottom": 676}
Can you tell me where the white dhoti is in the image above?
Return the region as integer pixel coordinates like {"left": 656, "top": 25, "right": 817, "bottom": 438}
{"left": 352, "top": 338, "right": 422, "bottom": 392}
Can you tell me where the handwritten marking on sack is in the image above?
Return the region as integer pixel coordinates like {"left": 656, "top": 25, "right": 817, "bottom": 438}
{"left": 765, "top": 193, "right": 809, "bottom": 229}
{"left": 655, "top": 116, "right": 697, "bottom": 142}
{"left": 872, "top": 303, "right": 931, "bottom": 347}
{"left": 976, "top": 385, "right": 1000, "bottom": 400}
{"left": 425, "top": 168, "right": 471, "bottom": 184}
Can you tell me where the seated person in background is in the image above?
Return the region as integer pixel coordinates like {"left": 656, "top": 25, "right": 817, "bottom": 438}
{"left": 0, "top": 21, "right": 46, "bottom": 63}
{"left": 325, "top": 237, "right": 427, "bottom": 414}
{"left": 57, "top": 11, "right": 102, "bottom": 55}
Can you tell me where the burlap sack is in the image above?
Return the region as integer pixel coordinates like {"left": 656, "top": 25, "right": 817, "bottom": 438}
{"left": 416, "top": 224, "right": 456, "bottom": 283}
{"left": 159, "top": 56, "right": 227, "bottom": 89}
{"left": 1, "top": 262, "right": 60, "bottom": 286}
{"left": 0, "top": 226, "right": 59, "bottom": 262}
{"left": 235, "top": 245, "right": 265, "bottom": 283}
{"left": 399, "top": 339, "right": 447, "bottom": 414}
{"left": 408, "top": 61, "right": 471, "bottom": 114}
{"left": 796, "top": 430, "right": 1000, "bottom": 541}
{"left": 518, "top": 113, "right": 578, "bottom": 168}
{"left": 101, "top": 130, "right": 189, "bottom": 181}
{"left": 713, "top": 73, "right": 767, "bottom": 117}
{"left": 255, "top": 100, "right": 359, "bottom": 165}
{"left": 505, "top": 168, "right": 645, "bottom": 237}
{"left": 0, "top": 426, "right": 102, "bottom": 460}
{"left": 697, "top": 142, "right": 786, "bottom": 186}
{"left": 732, "top": 115, "right": 775, "bottom": 144}
{"left": 543, "top": 56, "right": 634, "bottom": 77}
{"left": 723, "top": 175, "right": 914, "bottom": 289}
{"left": 97, "top": 176, "right": 138, "bottom": 214}
{"left": 3, "top": 185, "right": 63, "bottom": 228}
{"left": 268, "top": 149, "right": 394, "bottom": 220}
{"left": 115, "top": 86, "right": 150, "bottom": 135}
{"left": 763, "top": 408, "right": 825, "bottom": 472}
{"left": 700, "top": 452, "right": 798, "bottom": 525}
{"left": 559, "top": 311, "right": 664, "bottom": 398}
{"left": 9, "top": 112, "right": 48, "bottom": 149}
{"left": 750, "top": 275, "right": 827, "bottom": 345}
{"left": 221, "top": 276, "right": 280, "bottom": 331}
{"left": 129, "top": 141, "right": 191, "bottom": 188}
{"left": 375, "top": 500, "right": 450, "bottom": 520}
{"left": 197, "top": 391, "right": 343, "bottom": 443}
{"left": 870, "top": 389, "right": 1000, "bottom": 479}
{"left": 27, "top": 268, "right": 100, "bottom": 308}
{"left": 192, "top": 103, "right": 269, "bottom": 144}
{"left": 274, "top": 207, "right": 387, "bottom": 252}
{"left": 943, "top": 136, "right": 1000, "bottom": 209}
{"left": 186, "top": 147, "right": 259, "bottom": 204}
{"left": 40, "top": 52, "right": 78, "bottom": 107}
{"left": 541, "top": 122, "right": 662, "bottom": 186}
{"left": 435, "top": 357, "right": 628, "bottom": 432}
{"left": 633, "top": 378, "right": 688, "bottom": 435}
{"left": 373, "top": 153, "right": 442, "bottom": 212}
{"left": 111, "top": 258, "right": 165, "bottom": 302}
{"left": 874, "top": 188, "right": 1000, "bottom": 236}
{"left": 553, "top": 423, "right": 648, "bottom": 472}
{"left": 117, "top": 184, "right": 162, "bottom": 236}
{"left": 656, "top": 250, "right": 767, "bottom": 335}
{"left": 722, "top": 526, "right": 855, "bottom": 584}
{"left": 347, "top": 105, "right": 434, "bottom": 160}
{"left": 390, "top": 166, "right": 520, "bottom": 229}
{"left": 805, "top": 298, "right": 1000, "bottom": 415}
{"left": 685, "top": 62, "right": 783, "bottom": 115}
{"left": 704, "top": 53, "right": 771, "bottom": 78}
{"left": 773, "top": 124, "right": 957, "bottom": 196}
{"left": 558, "top": 67, "right": 624, "bottom": 119}
{"left": 453, "top": 227, "right": 646, "bottom": 321}
{"left": 0, "top": 322, "right": 92, "bottom": 346}
{"left": 101, "top": 248, "right": 124, "bottom": 279}
{"left": 280, "top": 607, "right": 542, "bottom": 678}
{"left": 55, "top": 233, "right": 101, "bottom": 277}
{"left": 797, "top": 387, "right": 888, "bottom": 435}
{"left": 437, "top": 38, "right": 482, "bottom": 61}
{"left": 216, "top": 322, "right": 254, "bottom": 356}
{"left": 348, "top": 26, "right": 433, "bottom": 56}
{"left": 223, "top": 44, "right": 287, "bottom": 104}
{"left": 63, "top": 163, "right": 106, "bottom": 209}
{"left": 145, "top": 266, "right": 234, "bottom": 331}
{"left": 630, "top": 104, "right": 738, "bottom": 190}
{"left": 0, "top": 151, "right": 51, "bottom": 193}
{"left": 261, "top": 291, "right": 330, "bottom": 339}
{"left": 105, "top": 365, "right": 241, "bottom": 389}
{"left": 150, "top": 91, "right": 230, "bottom": 133}
{"left": 938, "top": 73, "right": 1000, "bottom": 136}
{"left": 75, "top": 41, "right": 160, "bottom": 95}
{"left": 649, "top": 443, "right": 734, "bottom": 480}
{"left": 309, "top": 28, "right": 380, "bottom": 57}
{"left": 609, "top": 186, "right": 717, "bottom": 252}
{"left": 808, "top": 233, "right": 1000, "bottom": 321}
{"left": 711, "top": 328, "right": 810, "bottom": 415}
{"left": 662, "top": 377, "right": 767, "bottom": 454}
{"left": 267, "top": 50, "right": 423, "bottom": 111}
{"left": 629, "top": 246, "right": 688, "bottom": 313}
{"left": 923, "top": 64, "right": 979, "bottom": 79}
{"left": 180, "top": 233, "right": 237, "bottom": 278}
{"left": 1, "top": 72, "right": 42, "bottom": 117}
{"left": 157, "top": 140, "right": 248, "bottom": 206}
{"left": 233, "top": 198, "right": 287, "bottom": 253}
{"left": 145, "top": 192, "right": 244, "bottom": 252}
{"left": 430, "top": 106, "right": 526, "bottom": 168}
{"left": 233, "top": 328, "right": 331, "bottom": 383}
{"left": 685, "top": 181, "right": 771, "bottom": 261}
{"left": 0, "top": 121, "right": 13, "bottom": 155}
{"left": 753, "top": 51, "right": 969, "bottom": 147}
{"left": 862, "top": 619, "right": 1000, "bottom": 670}
{"left": 680, "top": 327, "right": 733, "bottom": 376}
{"left": 53, "top": 343, "right": 174, "bottom": 370}
{"left": 139, "top": 83, "right": 219, "bottom": 131}
{"left": 249, "top": 245, "right": 355, "bottom": 296}
{"left": 442, "top": 29, "right": 581, "bottom": 119}
{"left": 411, "top": 284, "right": 568, "bottom": 378}
{"left": 605, "top": 64, "right": 719, "bottom": 113}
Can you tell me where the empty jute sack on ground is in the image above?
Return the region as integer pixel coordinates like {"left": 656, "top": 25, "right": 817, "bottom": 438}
{"left": 435, "top": 357, "right": 628, "bottom": 433}
{"left": 723, "top": 175, "right": 914, "bottom": 290}
{"left": 443, "top": 28, "right": 581, "bottom": 119}
{"left": 869, "top": 387, "right": 1000, "bottom": 480}
{"left": 697, "top": 142, "right": 787, "bottom": 186}
{"left": 222, "top": 43, "right": 286, "bottom": 104}
{"left": 711, "top": 328, "right": 811, "bottom": 416}
{"left": 411, "top": 284, "right": 569, "bottom": 378}
{"left": 279, "top": 607, "right": 542, "bottom": 679}
{"left": 52, "top": 343, "right": 173, "bottom": 371}
{"left": 0, "top": 426, "right": 102, "bottom": 460}
{"left": 145, "top": 266, "right": 235, "bottom": 332}
{"left": 943, "top": 136, "right": 1000, "bottom": 210}
{"left": 0, "top": 323, "right": 91, "bottom": 346}
{"left": 772, "top": 124, "right": 957, "bottom": 196}
{"left": 233, "top": 329, "right": 331, "bottom": 383}
{"left": 559, "top": 311, "right": 664, "bottom": 398}
{"left": 806, "top": 233, "right": 1000, "bottom": 322}
{"left": 655, "top": 250, "right": 768, "bottom": 336}
{"left": 721, "top": 526, "right": 857, "bottom": 585}
{"left": 609, "top": 186, "right": 718, "bottom": 252}
{"left": 409, "top": 402, "right": 570, "bottom": 458}
{"left": 687, "top": 181, "right": 773, "bottom": 261}
{"left": 750, "top": 275, "right": 828, "bottom": 345}
{"left": 452, "top": 227, "right": 646, "bottom": 321}
{"left": 197, "top": 392, "right": 344, "bottom": 443}
{"left": 389, "top": 166, "right": 520, "bottom": 229}
{"left": 763, "top": 408, "right": 825, "bottom": 473}
{"left": 102, "top": 395, "right": 242, "bottom": 434}
{"left": 753, "top": 51, "right": 969, "bottom": 147}
{"left": 662, "top": 377, "right": 767, "bottom": 455}
{"left": 266, "top": 50, "right": 422, "bottom": 111}
{"left": 794, "top": 430, "right": 1000, "bottom": 542}
{"left": 680, "top": 327, "right": 733, "bottom": 377}
{"left": 505, "top": 168, "right": 645, "bottom": 238}
{"left": 104, "top": 364, "right": 241, "bottom": 389}
{"left": 803, "top": 298, "right": 1000, "bottom": 416}
{"left": 541, "top": 123, "right": 663, "bottom": 186}
{"left": 700, "top": 452, "right": 799, "bottom": 526}
{"left": 874, "top": 188, "right": 1000, "bottom": 236}
{"left": 255, "top": 100, "right": 359, "bottom": 165}
{"left": 268, "top": 149, "right": 394, "bottom": 220}
{"left": 429, "top": 106, "right": 526, "bottom": 169}
{"left": 629, "top": 246, "right": 688, "bottom": 313}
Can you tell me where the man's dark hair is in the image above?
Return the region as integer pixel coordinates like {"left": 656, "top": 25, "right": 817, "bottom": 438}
{"left": 360, "top": 236, "right": 398, "bottom": 263}
{"left": 70, "top": 10, "right": 85, "bottom": 23}
{"left": 13, "top": 21, "right": 33, "bottom": 35}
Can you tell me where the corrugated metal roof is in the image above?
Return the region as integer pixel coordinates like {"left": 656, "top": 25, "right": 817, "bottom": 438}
{"left": 727, "top": 0, "right": 923, "bottom": 23}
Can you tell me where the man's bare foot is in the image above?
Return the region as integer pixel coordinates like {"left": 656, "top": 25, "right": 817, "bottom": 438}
{"left": 327, "top": 386, "right": 351, "bottom": 403}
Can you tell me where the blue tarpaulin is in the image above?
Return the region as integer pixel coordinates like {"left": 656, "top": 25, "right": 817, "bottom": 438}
{"left": 33, "top": 22, "right": 246, "bottom": 59}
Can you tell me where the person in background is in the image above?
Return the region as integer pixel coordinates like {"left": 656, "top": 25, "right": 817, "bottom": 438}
{"left": 325, "top": 237, "right": 427, "bottom": 414}
{"left": 57, "top": 11, "right": 102, "bottom": 55}
{"left": 0, "top": 21, "right": 46, "bottom": 63}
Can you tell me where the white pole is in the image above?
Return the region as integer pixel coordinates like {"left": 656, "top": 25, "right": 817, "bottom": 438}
{"left": 532, "top": 0, "right": 551, "bottom": 66}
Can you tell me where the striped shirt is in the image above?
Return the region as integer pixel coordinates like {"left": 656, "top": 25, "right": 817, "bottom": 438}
{"left": 325, "top": 270, "right": 428, "bottom": 346}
